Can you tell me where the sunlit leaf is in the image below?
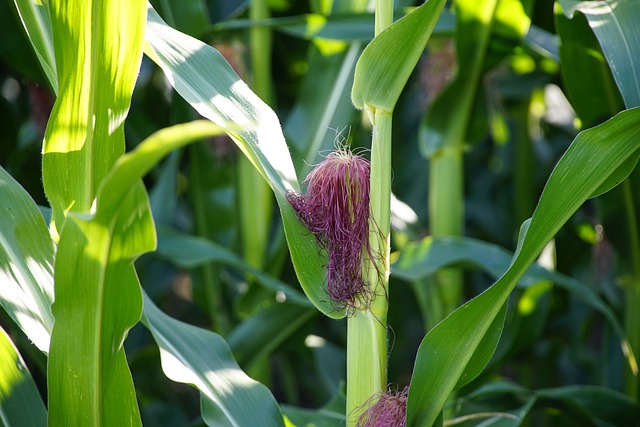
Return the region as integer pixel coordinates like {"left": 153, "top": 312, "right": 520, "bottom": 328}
{"left": 0, "top": 166, "right": 54, "bottom": 354}
{"left": 144, "top": 5, "right": 339, "bottom": 318}
{"left": 142, "top": 292, "right": 285, "bottom": 427}
{"left": 44, "top": 2, "right": 150, "bottom": 424}
{"left": 0, "top": 326, "right": 47, "bottom": 427}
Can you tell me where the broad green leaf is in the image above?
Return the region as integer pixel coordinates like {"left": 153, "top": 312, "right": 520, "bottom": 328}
{"left": 44, "top": 2, "right": 147, "bottom": 424}
{"left": 351, "top": 0, "right": 447, "bottom": 115}
{"left": 11, "top": 0, "right": 57, "bottom": 93}
{"left": 155, "top": 226, "right": 312, "bottom": 308}
{"left": 49, "top": 121, "right": 224, "bottom": 426}
{"left": 406, "top": 107, "right": 640, "bottom": 426}
{"left": 392, "top": 235, "right": 635, "bottom": 373}
{"left": 142, "top": 292, "right": 285, "bottom": 427}
{"left": 560, "top": 0, "right": 640, "bottom": 109}
{"left": 144, "top": 6, "right": 340, "bottom": 318}
{"left": 48, "top": 182, "right": 150, "bottom": 427}
{"left": 0, "top": 326, "right": 47, "bottom": 427}
{"left": 43, "top": 0, "right": 146, "bottom": 236}
{"left": 0, "top": 166, "right": 54, "bottom": 354}
{"left": 555, "top": 3, "right": 624, "bottom": 127}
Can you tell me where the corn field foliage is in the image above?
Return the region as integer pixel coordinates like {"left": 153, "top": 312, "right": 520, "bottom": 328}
{"left": 0, "top": 0, "right": 640, "bottom": 426}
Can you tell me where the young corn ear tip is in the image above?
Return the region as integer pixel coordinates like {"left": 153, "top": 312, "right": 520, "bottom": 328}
{"left": 356, "top": 386, "right": 409, "bottom": 427}
{"left": 286, "top": 147, "right": 379, "bottom": 314}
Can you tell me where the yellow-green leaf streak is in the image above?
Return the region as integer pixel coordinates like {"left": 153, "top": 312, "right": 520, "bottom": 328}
{"left": 45, "top": 0, "right": 147, "bottom": 425}
{"left": 43, "top": 0, "right": 145, "bottom": 237}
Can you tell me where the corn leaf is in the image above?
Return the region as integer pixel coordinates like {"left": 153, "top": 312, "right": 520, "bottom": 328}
{"left": 406, "top": 107, "right": 640, "bottom": 426}
{"left": 155, "top": 226, "right": 312, "bottom": 308}
{"left": 560, "top": 0, "right": 640, "bottom": 109}
{"left": 392, "top": 235, "right": 636, "bottom": 374}
{"left": 0, "top": 326, "right": 47, "bottom": 427}
{"left": 351, "top": 0, "right": 446, "bottom": 115}
{"left": 0, "top": 166, "right": 54, "bottom": 354}
{"left": 11, "top": 0, "right": 57, "bottom": 93}
{"left": 42, "top": 0, "right": 145, "bottom": 235}
{"left": 143, "top": 6, "right": 340, "bottom": 318}
{"left": 142, "top": 292, "right": 286, "bottom": 427}
{"left": 44, "top": 1, "right": 147, "bottom": 424}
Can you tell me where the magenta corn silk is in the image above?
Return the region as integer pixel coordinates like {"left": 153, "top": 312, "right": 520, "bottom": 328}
{"left": 286, "top": 148, "right": 376, "bottom": 313}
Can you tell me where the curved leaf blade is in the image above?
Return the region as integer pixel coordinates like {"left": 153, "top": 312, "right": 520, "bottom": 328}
{"left": 142, "top": 292, "right": 285, "bottom": 427}
{"left": 392, "top": 235, "right": 636, "bottom": 374}
{"left": 0, "top": 326, "right": 47, "bottom": 427}
{"left": 0, "top": 166, "right": 54, "bottom": 354}
{"left": 144, "top": 6, "right": 339, "bottom": 318}
{"left": 560, "top": 0, "right": 640, "bottom": 108}
{"left": 406, "top": 107, "right": 640, "bottom": 426}
{"left": 12, "top": 0, "right": 57, "bottom": 92}
{"left": 351, "top": 0, "right": 447, "bottom": 114}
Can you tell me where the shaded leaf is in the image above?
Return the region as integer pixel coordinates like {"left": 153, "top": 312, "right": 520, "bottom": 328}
{"left": 560, "top": 0, "right": 640, "bottom": 109}
{"left": 406, "top": 107, "right": 640, "bottom": 426}
{"left": 155, "top": 226, "right": 312, "bottom": 308}
{"left": 11, "top": 0, "right": 57, "bottom": 92}
{"left": 142, "top": 292, "right": 285, "bottom": 427}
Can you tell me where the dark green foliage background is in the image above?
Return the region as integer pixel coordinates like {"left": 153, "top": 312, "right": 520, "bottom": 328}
{"left": 1, "top": 0, "right": 639, "bottom": 425}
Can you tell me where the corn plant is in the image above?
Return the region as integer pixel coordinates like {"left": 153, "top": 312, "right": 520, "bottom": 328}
{"left": 1, "top": 0, "right": 640, "bottom": 426}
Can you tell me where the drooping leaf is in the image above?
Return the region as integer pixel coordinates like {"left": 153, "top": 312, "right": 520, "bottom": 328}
{"left": 142, "top": 292, "right": 286, "bottom": 427}
{"left": 560, "top": 0, "right": 640, "bottom": 109}
{"left": 555, "top": 3, "right": 624, "bottom": 127}
{"left": 144, "top": 5, "right": 339, "bottom": 317}
{"left": 406, "top": 107, "right": 640, "bottom": 426}
{"left": 11, "top": 0, "right": 57, "bottom": 92}
{"left": 392, "top": 234, "right": 635, "bottom": 374}
{"left": 0, "top": 166, "right": 54, "bottom": 354}
{"left": 0, "top": 325, "right": 47, "bottom": 427}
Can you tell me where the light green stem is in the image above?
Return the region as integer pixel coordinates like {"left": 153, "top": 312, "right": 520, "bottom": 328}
{"left": 375, "top": 0, "right": 393, "bottom": 34}
{"left": 346, "top": 110, "right": 392, "bottom": 424}
{"left": 623, "top": 178, "right": 640, "bottom": 399}
{"left": 346, "top": 2, "right": 393, "bottom": 424}
{"left": 239, "top": 0, "right": 273, "bottom": 269}
{"left": 427, "top": 148, "right": 464, "bottom": 328}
